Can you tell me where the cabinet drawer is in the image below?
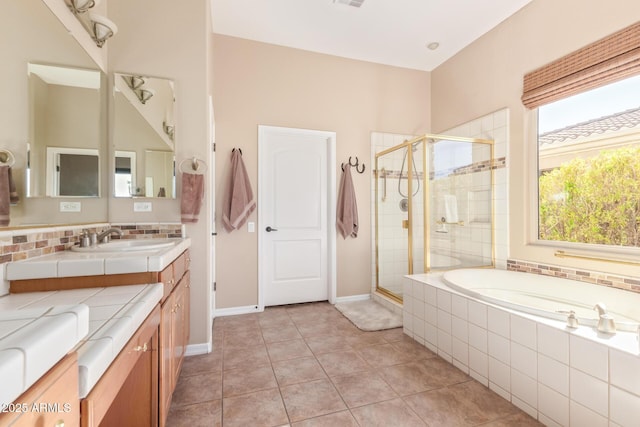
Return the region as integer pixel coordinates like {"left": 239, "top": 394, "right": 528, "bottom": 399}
{"left": 0, "top": 354, "right": 79, "bottom": 427}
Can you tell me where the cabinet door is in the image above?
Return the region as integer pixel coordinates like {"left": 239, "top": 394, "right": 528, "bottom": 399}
{"left": 159, "top": 294, "right": 175, "bottom": 427}
{"left": 171, "top": 281, "right": 186, "bottom": 384}
{"left": 159, "top": 264, "right": 175, "bottom": 302}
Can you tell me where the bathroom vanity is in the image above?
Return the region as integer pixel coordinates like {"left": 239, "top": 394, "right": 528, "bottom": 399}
{"left": 0, "top": 238, "right": 191, "bottom": 427}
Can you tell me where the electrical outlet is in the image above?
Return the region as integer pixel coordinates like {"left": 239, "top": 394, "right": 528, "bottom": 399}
{"left": 60, "top": 201, "right": 81, "bottom": 212}
{"left": 134, "top": 202, "right": 152, "bottom": 212}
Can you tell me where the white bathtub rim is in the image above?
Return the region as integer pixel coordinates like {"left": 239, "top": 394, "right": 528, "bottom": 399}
{"left": 407, "top": 271, "right": 640, "bottom": 356}
{"left": 442, "top": 268, "right": 640, "bottom": 332}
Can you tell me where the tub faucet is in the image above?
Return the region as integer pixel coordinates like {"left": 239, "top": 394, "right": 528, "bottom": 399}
{"left": 96, "top": 228, "right": 123, "bottom": 243}
{"left": 594, "top": 303, "right": 616, "bottom": 334}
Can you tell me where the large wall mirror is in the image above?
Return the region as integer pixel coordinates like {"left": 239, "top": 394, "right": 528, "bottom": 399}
{"left": 1, "top": 0, "right": 107, "bottom": 227}
{"left": 113, "top": 73, "right": 176, "bottom": 198}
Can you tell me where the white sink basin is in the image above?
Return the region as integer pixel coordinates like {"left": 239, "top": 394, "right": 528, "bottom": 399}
{"left": 70, "top": 239, "right": 178, "bottom": 253}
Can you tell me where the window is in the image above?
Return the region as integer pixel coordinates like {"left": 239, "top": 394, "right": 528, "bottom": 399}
{"left": 537, "top": 74, "right": 640, "bottom": 248}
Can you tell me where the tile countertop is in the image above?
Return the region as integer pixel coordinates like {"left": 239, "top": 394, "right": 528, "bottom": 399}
{"left": 5, "top": 237, "right": 191, "bottom": 281}
{"left": 0, "top": 304, "right": 89, "bottom": 406}
{"left": 0, "top": 283, "right": 163, "bottom": 401}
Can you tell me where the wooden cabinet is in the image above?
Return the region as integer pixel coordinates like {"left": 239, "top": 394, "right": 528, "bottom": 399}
{"left": 159, "top": 255, "right": 190, "bottom": 427}
{"left": 81, "top": 306, "right": 160, "bottom": 427}
{"left": 0, "top": 353, "right": 80, "bottom": 427}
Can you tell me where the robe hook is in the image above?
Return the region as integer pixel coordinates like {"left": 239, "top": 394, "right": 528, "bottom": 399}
{"left": 341, "top": 156, "right": 365, "bottom": 173}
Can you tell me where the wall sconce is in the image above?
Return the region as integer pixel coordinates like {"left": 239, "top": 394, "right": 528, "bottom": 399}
{"left": 68, "top": 0, "right": 98, "bottom": 14}
{"left": 65, "top": 0, "right": 118, "bottom": 48}
{"left": 122, "top": 75, "right": 145, "bottom": 90}
{"left": 88, "top": 13, "right": 118, "bottom": 48}
{"left": 163, "top": 121, "right": 175, "bottom": 141}
{"left": 135, "top": 88, "right": 155, "bottom": 105}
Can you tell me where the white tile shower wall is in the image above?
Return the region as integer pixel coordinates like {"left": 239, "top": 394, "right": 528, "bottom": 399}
{"left": 403, "top": 274, "right": 640, "bottom": 427}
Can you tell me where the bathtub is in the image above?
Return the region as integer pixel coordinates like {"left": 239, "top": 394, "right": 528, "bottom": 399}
{"left": 403, "top": 269, "right": 640, "bottom": 426}
{"left": 442, "top": 268, "right": 640, "bottom": 331}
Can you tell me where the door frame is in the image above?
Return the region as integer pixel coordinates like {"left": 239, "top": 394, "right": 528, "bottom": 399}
{"left": 257, "top": 125, "right": 337, "bottom": 310}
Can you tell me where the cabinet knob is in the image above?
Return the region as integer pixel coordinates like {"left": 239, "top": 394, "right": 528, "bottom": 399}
{"left": 134, "top": 343, "right": 148, "bottom": 352}
{"left": 54, "top": 420, "right": 65, "bottom": 427}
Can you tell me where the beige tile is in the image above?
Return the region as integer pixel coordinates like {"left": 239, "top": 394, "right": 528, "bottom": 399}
{"left": 223, "top": 328, "right": 265, "bottom": 349}
{"left": 346, "top": 331, "right": 389, "bottom": 348}
{"left": 261, "top": 324, "right": 303, "bottom": 343}
{"left": 404, "top": 381, "right": 519, "bottom": 426}
{"left": 280, "top": 379, "right": 347, "bottom": 422}
{"left": 267, "top": 338, "right": 313, "bottom": 362}
{"left": 481, "top": 412, "right": 543, "bottom": 426}
{"left": 350, "top": 398, "right": 426, "bottom": 427}
{"left": 222, "top": 388, "right": 289, "bottom": 427}
{"left": 316, "top": 350, "right": 369, "bottom": 377}
{"left": 304, "top": 335, "right": 353, "bottom": 355}
{"left": 291, "top": 410, "right": 358, "bottom": 426}
{"left": 295, "top": 321, "right": 337, "bottom": 338}
{"left": 272, "top": 356, "right": 327, "bottom": 386}
{"left": 390, "top": 338, "right": 436, "bottom": 360}
{"left": 380, "top": 327, "right": 406, "bottom": 342}
{"left": 259, "top": 315, "right": 295, "bottom": 329}
{"left": 381, "top": 358, "right": 469, "bottom": 396}
{"left": 223, "top": 365, "right": 278, "bottom": 397}
{"left": 331, "top": 370, "right": 398, "bottom": 408}
{"left": 166, "top": 399, "right": 222, "bottom": 427}
{"left": 223, "top": 344, "right": 270, "bottom": 371}
{"left": 171, "top": 371, "right": 221, "bottom": 407}
{"left": 355, "top": 343, "right": 414, "bottom": 367}
{"left": 181, "top": 352, "right": 222, "bottom": 377}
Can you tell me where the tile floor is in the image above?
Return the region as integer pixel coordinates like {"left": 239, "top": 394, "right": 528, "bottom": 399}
{"left": 167, "top": 302, "right": 542, "bottom": 426}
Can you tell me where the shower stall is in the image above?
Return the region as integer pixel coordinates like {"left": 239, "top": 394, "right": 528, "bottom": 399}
{"left": 374, "top": 134, "right": 494, "bottom": 302}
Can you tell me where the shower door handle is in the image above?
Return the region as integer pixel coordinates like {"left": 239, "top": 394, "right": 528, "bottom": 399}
{"left": 266, "top": 226, "right": 278, "bottom": 232}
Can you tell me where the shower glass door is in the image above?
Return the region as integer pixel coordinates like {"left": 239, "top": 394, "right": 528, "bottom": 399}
{"left": 375, "top": 141, "right": 420, "bottom": 302}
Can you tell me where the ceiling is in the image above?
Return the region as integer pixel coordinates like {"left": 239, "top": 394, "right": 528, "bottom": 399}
{"left": 210, "top": 0, "right": 533, "bottom": 71}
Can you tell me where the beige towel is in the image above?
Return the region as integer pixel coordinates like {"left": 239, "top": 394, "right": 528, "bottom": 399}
{"left": 222, "top": 150, "right": 256, "bottom": 231}
{"left": 0, "top": 165, "right": 18, "bottom": 226}
{"left": 181, "top": 172, "right": 204, "bottom": 223}
{"left": 337, "top": 165, "right": 358, "bottom": 238}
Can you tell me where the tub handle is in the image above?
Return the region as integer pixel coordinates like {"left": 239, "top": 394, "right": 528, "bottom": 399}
{"left": 557, "top": 310, "right": 579, "bottom": 328}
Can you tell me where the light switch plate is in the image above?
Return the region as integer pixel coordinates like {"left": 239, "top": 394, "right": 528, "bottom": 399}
{"left": 60, "top": 202, "right": 81, "bottom": 212}
{"left": 134, "top": 202, "right": 152, "bottom": 212}
{"left": 248, "top": 222, "right": 255, "bottom": 232}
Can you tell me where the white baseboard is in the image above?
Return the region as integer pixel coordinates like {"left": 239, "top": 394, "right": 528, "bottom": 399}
{"left": 213, "top": 305, "right": 263, "bottom": 318}
{"left": 185, "top": 342, "right": 212, "bottom": 356}
{"left": 335, "top": 294, "right": 371, "bottom": 303}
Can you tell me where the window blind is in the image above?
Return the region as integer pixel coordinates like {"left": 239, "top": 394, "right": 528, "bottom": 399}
{"left": 522, "top": 21, "right": 640, "bottom": 109}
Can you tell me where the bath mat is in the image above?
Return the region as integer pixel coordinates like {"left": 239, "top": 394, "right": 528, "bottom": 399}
{"left": 335, "top": 299, "right": 402, "bottom": 331}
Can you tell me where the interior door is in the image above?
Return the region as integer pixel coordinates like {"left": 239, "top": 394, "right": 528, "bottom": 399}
{"left": 259, "top": 126, "right": 334, "bottom": 306}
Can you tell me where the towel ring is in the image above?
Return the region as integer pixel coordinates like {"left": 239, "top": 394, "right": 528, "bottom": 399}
{"left": 179, "top": 157, "right": 207, "bottom": 174}
{"left": 0, "top": 149, "right": 15, "bottom": 167}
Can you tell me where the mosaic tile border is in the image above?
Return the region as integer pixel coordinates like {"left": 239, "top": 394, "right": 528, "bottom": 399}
{"left": 0, "top": 223, "right": 183, "bottom": 264}
{"left": 507, "top": 259, "right": 640, "bottom": 294}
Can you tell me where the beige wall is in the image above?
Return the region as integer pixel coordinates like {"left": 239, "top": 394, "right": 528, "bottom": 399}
{"left": 213, "top": 35, "right": 431, "bottom": 308}
{"left": 431, "top": 0, "right": 640, "bottom": 276}
{"left": 109, "top": 0, "right": 212, "bottom": 346}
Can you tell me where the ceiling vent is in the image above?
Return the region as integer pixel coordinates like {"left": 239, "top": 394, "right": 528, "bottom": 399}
{"left": 334, "top": 0, "right": 365, "bottom": 7}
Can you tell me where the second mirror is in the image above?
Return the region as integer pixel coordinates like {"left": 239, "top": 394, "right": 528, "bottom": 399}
{"left": 113, "top": 73, "right": 176, "bottom": 198}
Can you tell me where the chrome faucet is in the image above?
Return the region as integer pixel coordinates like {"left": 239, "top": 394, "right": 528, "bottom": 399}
{"left": 96, "top": 228, "right": 123, "bottom": 243}
{"left": 594, "top": 303, "right": 616, "bottom": 334}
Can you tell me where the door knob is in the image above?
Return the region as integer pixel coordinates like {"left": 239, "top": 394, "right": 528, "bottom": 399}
{"left": 266, "top": 226, "right": 278, "bottom": 232}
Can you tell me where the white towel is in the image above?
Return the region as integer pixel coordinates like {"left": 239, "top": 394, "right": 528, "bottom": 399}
{"left": 438, "top": 194, "right": 458, "bottom": 223}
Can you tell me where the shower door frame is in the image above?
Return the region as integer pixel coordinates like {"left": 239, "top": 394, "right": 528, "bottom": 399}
{"left": 374, "top": 134, "right": 495, "bottom": 303}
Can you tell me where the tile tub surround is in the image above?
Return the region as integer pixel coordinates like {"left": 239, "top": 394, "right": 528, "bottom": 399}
{"left": 166, "top": 301, "right": 540, "bottom": 426}
{"left": 403, "top": 273, "right": 640, "bottom": 427}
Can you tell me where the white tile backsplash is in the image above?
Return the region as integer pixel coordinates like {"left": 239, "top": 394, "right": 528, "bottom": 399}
{"left": 511, "top": 368, "right": 537, "bottom": 408}
{"left": 610, "top": 386, "right": 640, "bottom": 426}
{"left": 538, "top": 383, "right": 570, "bottom": 426}
{"left": 468, "top": 300, "right": 487, "bottom": 328}
{"left": 488, "top": 331, "right": 510, "bottom": 364}
{"left": 510, "top": 315, "right": 537, "bottom": 350}
{"left": 488, "top": 306, "right": 510, "bottom": 338}
{"left": 610, "top": 348, "right": 640, "bottom": 396}
{"left": 511, "top": 341, "right": 537, "bottom": 379}
{"left": 538, "top": 353, "right": 569, "bottom": 396}
{"left": 570, "top": 401, "right": 608, "bottom": 427}
{"left": 538, "top": 324, "right": 569, "bottom": 364}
